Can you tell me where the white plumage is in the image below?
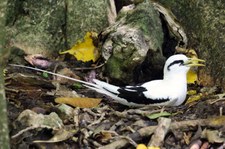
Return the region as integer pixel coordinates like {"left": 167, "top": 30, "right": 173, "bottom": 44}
{"left": 82, "top": 54, "right": 204, "bottom": 106}
{"left": 11, "top": 54, "right": 205, "bottom": 107}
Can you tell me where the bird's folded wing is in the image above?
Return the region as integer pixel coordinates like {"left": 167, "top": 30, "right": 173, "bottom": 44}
{"left": 84, "top": 79, "right": 171, "bottom": 106}
{"left": 117, "top": 86, "right": 170, "bottom": 105}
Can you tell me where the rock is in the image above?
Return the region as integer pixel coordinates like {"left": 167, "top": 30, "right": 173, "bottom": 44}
{"left": 56, "top": 104, "right": 74, "bottom": 121}
{"left": 15, "top": 109, "right": 63, "bottom": 129}
{"left": 66, "top": 0, "right": 109, "bottom": 48}
{"left": 101, "top": 1, "right": 165, "bottom": 84}
{"left": 6, "top": 0, "right": 66, "bottom": 56}
{"left": 5, "top": 0, "right": 109, "bottom": 56}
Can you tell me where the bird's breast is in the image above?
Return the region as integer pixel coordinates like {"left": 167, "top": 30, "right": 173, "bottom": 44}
{"left": 168, "top": 79, "right": 187, "bottom": 106}
{"left": 142, "top": 78, "right": 187, "bottom": 106}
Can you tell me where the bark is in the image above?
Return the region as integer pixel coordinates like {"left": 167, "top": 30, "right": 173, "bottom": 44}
{"left": 0, "top": 0, "right": 10, "bottom": 148}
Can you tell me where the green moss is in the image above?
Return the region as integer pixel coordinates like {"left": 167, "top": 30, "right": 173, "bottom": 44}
{"left": 103, "top": 1, "right": 164, "bottom": 83}
{"left": 124, "top": 2, "right": 163, "bottom": 47}
{"left": 105, "top": 57, "right": 124, "bottom": 80}
{"left": 5, "top": 0, "right": 109, "bottom": 55}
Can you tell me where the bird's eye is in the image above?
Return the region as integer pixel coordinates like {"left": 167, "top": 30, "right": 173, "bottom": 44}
{"left": 167, "top": 60, "right": 184, "bottom": 71}
{"left": 179, "top": 61, "right": 184, "bottom": 65}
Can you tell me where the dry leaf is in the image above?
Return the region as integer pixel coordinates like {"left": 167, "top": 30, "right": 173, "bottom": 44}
{"left": 56, "top": 68, "right": 81, "bottom": 85}
{"left": 16, "top": 109, "right": 63, "bottom": 129}
{"left": 33, "top": 129, "right": 77, "bottom": 143}
{"left": 60, "top": 32, "right": 99, "bottom": 62}
{"left": 94, "top": 131, "right": 114, "bottom": 143}
{"left": 183, "top": 132, "right": 192, "bottom": 144}
{"left": 55, "top": 97, "right": 102, "bottom": 108}
{"left": 25, "top": 54, "right": 53, "bottom": 69}
{"left": 201, "top": 129, "right": 225, "bottom": 143}
{"left": 146, "top": 112, "right": 171, "bottom": 120}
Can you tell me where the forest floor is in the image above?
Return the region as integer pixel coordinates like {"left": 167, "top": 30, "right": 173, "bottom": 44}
{"left": 5, "top": 61, "right": 225, "bottom": 149}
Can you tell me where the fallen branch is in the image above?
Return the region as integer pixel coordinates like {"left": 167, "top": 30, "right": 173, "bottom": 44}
{"left": 148, "top": 117, "right": 171, "bottom": 147}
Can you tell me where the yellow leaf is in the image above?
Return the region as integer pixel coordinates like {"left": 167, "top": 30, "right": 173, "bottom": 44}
{"left": 136, "top": 144, "right": 148, "bottom": 149}
{"left": 148, "top": 147, "right": 160, "bottom": 149}
{"left": 187, "top": 90, "right": 197, "bottom": 96}
{"left": 60, "top": 32, "right": 99, "bottom": 62}
{"left": 176, "top": 48, "right": 200, "bottom": 84}
{"left": 186, "top": 49, "right": 200, "bottom": 84}
{"left": 186, "top": 94, "right": 202, "bottom": 104}
{"left": 187, "top": 69, "right": 198, "bottom": 84}
{"left": 136, "top": 144, "right": 160, "bottom": 149}
{"left": 55, "top": 97, "right": 102, "bottom": 108}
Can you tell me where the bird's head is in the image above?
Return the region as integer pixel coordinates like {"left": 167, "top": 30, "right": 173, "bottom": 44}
{"left": 164, "top": 54, "right": 205, "bottom": 78}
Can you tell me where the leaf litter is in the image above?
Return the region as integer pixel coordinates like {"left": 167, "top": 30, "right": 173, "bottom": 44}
{"left": 6, "top": 50, "right": 225, "bottom": 149}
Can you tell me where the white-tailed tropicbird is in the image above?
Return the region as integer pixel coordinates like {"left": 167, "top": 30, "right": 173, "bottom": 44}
{"left": 10, "top": 54, "right": 205, "bottom": 107}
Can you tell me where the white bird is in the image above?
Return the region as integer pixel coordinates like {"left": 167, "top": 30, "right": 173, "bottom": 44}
{"left": 10, "top": 54, "right": 205, "bottom": 107}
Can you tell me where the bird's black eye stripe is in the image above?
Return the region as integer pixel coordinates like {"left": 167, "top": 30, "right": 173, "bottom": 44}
{"left": 167, "top": 60, "right": 184, "bottom": 71}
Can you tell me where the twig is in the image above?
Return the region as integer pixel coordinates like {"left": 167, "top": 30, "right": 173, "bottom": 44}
{"left": 115, "top": 136, "right": 137, "bottom": 147}
{"left": 113, "top": 108, "right": 162, "bottom": 118}
{"left": 73, "top": 63, "right": 105, "bottom": 70}
{"left": 11, "top": 125, "right": 52, "bottom": 139}
{"left": 5, "top": 87, "right": 19, "bottom": 93}
{"left": 83, "top": 108, "right": 102, "bottom": 117}
{"left": 88, "top": 113, "right": 105, "bottom": 127}
{"left": 148, "top": 117, "right": 171, "bottom": 147}
{"left": 209, "top": 98, "right": 225, "bottom": 104}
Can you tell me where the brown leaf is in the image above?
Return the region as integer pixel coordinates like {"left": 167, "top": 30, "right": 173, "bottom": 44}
{"left": 201, "top": 129, "right": 225, "bottom": 143}
{"left": 33, "top": 129, "right": 77, "bottom": 143}
{"left": 183, "top": 132, "right": 192, "bottom": 145}
{"left": 56, "top": 68, "right": 81, "bottom": 85}
{"left": 94, "top": 131, "right": 114, "bottom": 143}
{"left": 55, "top": 97, "right": 102, "bottom": 108}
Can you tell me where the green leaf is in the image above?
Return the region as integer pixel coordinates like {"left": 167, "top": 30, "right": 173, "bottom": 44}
{"left": 42, "top": 72, "right": 49, "bottom": 78}
{"left": 146, "top": 112, "right": 171, "bottom": 120}
{"left": 72, "top": 83, "right": 83, "bottom": 89}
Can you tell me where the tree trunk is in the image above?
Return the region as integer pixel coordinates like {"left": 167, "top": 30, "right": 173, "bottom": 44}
{"left": 0, "top": 0, "right": 10, "bottom": 148}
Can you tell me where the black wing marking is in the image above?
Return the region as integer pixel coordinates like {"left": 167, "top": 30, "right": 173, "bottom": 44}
{"left": 117, "top": 86, "right": 170, "bottom": 104}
